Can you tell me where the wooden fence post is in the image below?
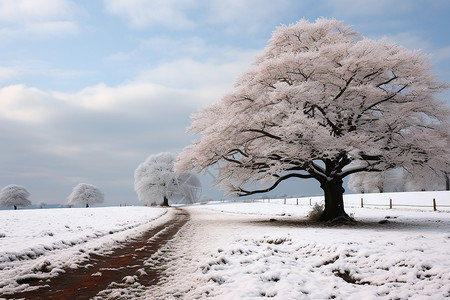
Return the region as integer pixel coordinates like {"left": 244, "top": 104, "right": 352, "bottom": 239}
{"left": 389, "top": 199, "right": 392, "bottom": 209}
{"left": 310, "top": 199, "right": 312, "bottom": 206}
{"left": 361, "top": 198, "right": 364, "bottom": 208}
{"left": 296, "top": 198, "right": 298, "bottom": 205}
{"left": 433, "top": 198, "right": 437, "bottom": 211}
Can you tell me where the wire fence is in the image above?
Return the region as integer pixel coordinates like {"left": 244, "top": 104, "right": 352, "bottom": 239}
{"left": 226, "top": 191, "right": 450, "bottom": 211}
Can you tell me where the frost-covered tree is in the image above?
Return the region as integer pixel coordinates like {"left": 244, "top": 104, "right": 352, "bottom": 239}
{"left": 134, "top": 153, "right": 201, "bottom": 206}
{"left": 67, "top": 183, "right": 104, "bottom": 208}
{"left": 348, "top": 169, "right": 405, "bottom": 193}
{"left": 403, "top": 120, "right": 450, "bottom": 191}
{"left": 348, "top": 172, "right": 370, "bottom": 193}
{"left": 175, "top": 18, "right": 449, "bottom": 222}
{"left": 0, "top": 184, "right": 32, "bottom": 210}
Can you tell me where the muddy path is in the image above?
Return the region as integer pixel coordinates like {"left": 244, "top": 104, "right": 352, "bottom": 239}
{"left": 5, "top": 208, "right": 189, "bottom": 300}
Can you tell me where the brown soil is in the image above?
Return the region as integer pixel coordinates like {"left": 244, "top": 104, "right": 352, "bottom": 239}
{"left": 4, "top": 208, "right": 189, "bottom": 300}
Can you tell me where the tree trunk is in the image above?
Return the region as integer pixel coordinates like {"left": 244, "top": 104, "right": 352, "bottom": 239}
{"left": 319, "top": 178, "right": 352, "bottom": 222}
{"left": 162, "top": 196, "right": 170, "bottom": 207}
{"left": 445, "top": 173, "right": 449, "bottom": 191}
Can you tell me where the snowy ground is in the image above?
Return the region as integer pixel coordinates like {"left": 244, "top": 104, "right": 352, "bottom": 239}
{"left": 0, "top": 206, "right": 169, "bottom": 295}
{"left": 141, "top": 191, "right": 450, "bottom": 300}
{"left": 1, "top": 192, "right": 449, "bottom": 299}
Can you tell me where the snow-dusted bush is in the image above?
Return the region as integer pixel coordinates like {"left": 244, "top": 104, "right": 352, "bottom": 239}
{"left": 134, "top": 153, "right": 201, "bottom": 206}
{"left": 67, "top": 183, "right": 104, "bottom": 208}
{"left": 0, "top": 184, "right": 32, "bottom": 210}
{"left": 307, "top": 203, "right": 324, "bottom": 222}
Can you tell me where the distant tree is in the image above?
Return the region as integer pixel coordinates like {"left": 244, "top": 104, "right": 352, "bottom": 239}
{"left": 168, "top": 173, "right": 202, "bottom": 205}
{"left": 38, "top": 202, "right": 47, "bottom": 209}
{"left": 134, "top": 153, "right": 201, "bottom": 206}
{"left": 348, "top": 172, "right": 368, "bottom": 194}
{"left": 0, "top": 184, "right": 32, "bottom": 210}
{"left": 67, "top": 183, "right": 104, "bottom": 208}
{"left": 349, "top": 165, "right": 448, "bottom": 193}
{"left": 348, "top": 169, "right": 405, "bottom": 193}
{"left": 199, "top": 195, "right": 213, "bottom": 203}
{"left": 175, "top": 18, "right": 449, "bottom": 222}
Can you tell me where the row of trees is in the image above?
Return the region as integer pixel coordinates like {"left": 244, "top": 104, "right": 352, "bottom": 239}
{"left": 0, "top": 183, "right": 104, "bottom": 210}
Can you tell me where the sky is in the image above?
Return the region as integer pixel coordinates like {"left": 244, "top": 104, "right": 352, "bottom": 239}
{"left": 0, "top": 0, "right": 449, "bottom": 206}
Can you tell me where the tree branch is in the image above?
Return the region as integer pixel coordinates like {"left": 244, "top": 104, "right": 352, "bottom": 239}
{"left": 242, "top": 129, "right": 282, "bottom": 140}
{"left": 339, "top": 165, "right": 382, "bottom": 178}
{"left": 236, "top": 173, "right": 314, "bottom": 196}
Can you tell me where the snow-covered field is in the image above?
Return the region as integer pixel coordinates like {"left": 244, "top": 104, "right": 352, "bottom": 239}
{"left": 143, "top": 191, "right": 450, "bottom": 300}
{"left": 0, "top": 206, "right": 169, "bottom": 294}
{"left": 0, "top": 191, "right": 449, "bottom": 299}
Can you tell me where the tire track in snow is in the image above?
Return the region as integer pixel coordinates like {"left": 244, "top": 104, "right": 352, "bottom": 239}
{"left": 3, "top": 208, "right": 189, "bottom": 300}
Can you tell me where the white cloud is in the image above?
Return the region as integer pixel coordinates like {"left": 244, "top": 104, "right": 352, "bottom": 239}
{"left": 0, "top": 0, "right": 80, "bottom": 37}
{"left": 205, "top": 0, "right": 290, "bottom": 33}
{"left": 433, "top": 46, "right": 450, "bottom": 63}
{"left": 0, "top": 0, "right": 74, "bottom": 21}
{"left": 103, "top": 0, "right": 291, "bottom": 33}
{"left": 139, "top": 36, "right": 208, "bottom": 58}
{"left": 0, "top": 66, "right": 18, "bottom": 82}
{"left": 382, "top": 32, "right": 434, "bottom": 52}
{"left": 0, "top": 54, "right": 258, "bottom": 204}
{"left": 324, "top": 0, "right": 413, "bottom": 18}
{"left": 137, "top": 57, "right": 254, "bottom": 90}
{"left": 103, "top": 0, "right": 197, "bottom": 29}
{"left": 382, "top": 32, "right": 450, "bottom": 69}
{"left": 0, "top": 84, "right": 56, "bottom": 123}
{"left": 25, "top": 21, "right": 79, "bottom": 36}
{"left": 53, "top": 82, "right": 169, "bottom": 111}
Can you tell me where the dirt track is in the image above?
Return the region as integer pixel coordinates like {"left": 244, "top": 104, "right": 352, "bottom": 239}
{"left": 4, "top": 208, "right": 189, "bottom": 300}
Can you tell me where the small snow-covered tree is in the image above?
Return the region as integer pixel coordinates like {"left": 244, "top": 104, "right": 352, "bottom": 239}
{"left": 0, "top": 184, "right": 32, "bottom": 210}
{"left": 68, "top": 183, "right": 104, "bottom": 208}
{"left": 175, "top": 18, "right": 449, "bottom": 222}
{"left": 134, "top": 153, "right": 202, "bottom": 206}
{"left": 134, "top": 153, "right": 176, "bottom": 206}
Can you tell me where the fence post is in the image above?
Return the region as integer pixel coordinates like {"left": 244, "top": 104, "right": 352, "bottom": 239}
{"left": 433, "top": 198, "right": 437, "bottom": 211}
{"left": 389, "top": 199, "right": 392, "bottom": 209}
{"left": 284, "top": 198, "right": 286, "bottom": 205}
{"left": 361, "top": 198, "right": 364, "bottom": 208}
{"left": 296, "top": 198, "right": 299, "bottom": 205}
{"left": 310, "top": 199, "right": 312, "bottom": 206}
